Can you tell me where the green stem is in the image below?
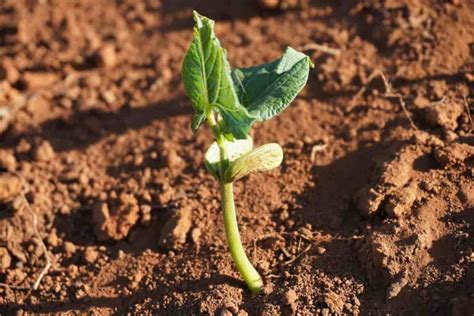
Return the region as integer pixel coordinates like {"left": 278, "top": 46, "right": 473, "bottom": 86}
{"left": 206, "top": 110, "right": 263, "bottom": 293}
{"left": 220, "top": 181, "right": 263, "bottom": 294}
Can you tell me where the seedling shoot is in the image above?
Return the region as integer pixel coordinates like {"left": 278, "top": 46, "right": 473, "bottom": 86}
{"left": 181, "top": 11, "right": 312, "bottom": 293}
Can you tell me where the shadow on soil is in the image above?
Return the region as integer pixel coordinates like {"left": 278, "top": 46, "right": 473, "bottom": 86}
{"left": 0, "top": 96, "right": 189, "bottom": 154}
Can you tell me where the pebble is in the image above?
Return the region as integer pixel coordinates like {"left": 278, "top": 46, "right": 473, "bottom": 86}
{"left": 97, "top": 43, "right": 117, "bottom": 68}
{"left": 283, "top": 289, "right": 298, "bottom": 305}
{"left": 46, "top": 231, "right": 60, "bottom": 247}
{"left": 163, "top": 149, "right": 185, "bottom": 169}
{"left": 317, "top": 247, "right": 327, "bottom": 254}
{"left": 35, "top": 141, "right": 55, "bottom": 162}
{"left": 0, "top": 150, "right": 17, "bottom": 171}
{"left": 63, "top": 241, "right": 76, "bottom": 256}
{"left": 0, "top": 174, "right": 22, "bottom": 203}
{"left": 84, "top": 247, "right": 99, "bottom": 263}
{"left": 219, "top": 309, "right": 232, "bottom": 316}
{"left": 0, "top": 58, "right": 20, "bottom": 83}
{"left": 0, "top": 247, "right": 12, "bottom": 269}
{"left": 68, "top": 264, "right": 79, "bottom": 279}
{"left": 258, "top": 0, "right": 280, "bottom": 10}
{"left": 191, "top": 227, "right": 201, "bottom": 245}
{"left": 21, "top": 72, "right": 58, "bottom": 90}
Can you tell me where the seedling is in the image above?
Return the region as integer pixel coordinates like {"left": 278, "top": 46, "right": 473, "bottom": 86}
{"left": 182, "top": 11, "right": 312, "bottom": 293}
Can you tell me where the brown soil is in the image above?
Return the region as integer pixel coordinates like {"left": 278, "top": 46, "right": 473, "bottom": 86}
{"left": 0, "top": 0, "right": 473, "bottom": 315}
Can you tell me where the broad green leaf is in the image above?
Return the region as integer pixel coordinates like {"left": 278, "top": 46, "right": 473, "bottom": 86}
{"left": 224, "top": 143, "right": 283, "bottom": 183}
{"left": 205, "top": 137, "right": 253, "bottom": 180}
{"left": 232, "top": 47, "right": 312, "bottom": 121}
{"left": 181, "top": 11, "right": 256, "bottom": 137}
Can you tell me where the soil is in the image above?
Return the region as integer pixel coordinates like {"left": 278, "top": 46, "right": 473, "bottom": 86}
{"left": 0, "top": 0, "right": 473, "bottom": 315}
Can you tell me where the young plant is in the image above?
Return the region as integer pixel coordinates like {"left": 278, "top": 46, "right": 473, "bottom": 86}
{"left": 181, "top": 11, "right": 312, "bottom": 293}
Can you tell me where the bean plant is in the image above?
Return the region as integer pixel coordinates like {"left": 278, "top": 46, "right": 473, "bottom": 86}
{"left": 181, "top": 11, "right": 312, "bottom": 293}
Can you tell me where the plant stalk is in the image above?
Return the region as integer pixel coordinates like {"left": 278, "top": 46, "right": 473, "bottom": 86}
{"left": 220, "top": 181, "right": 263, "bottom": 293}
{"left": 206, "top": 110, "right": 263, "bottom": 293}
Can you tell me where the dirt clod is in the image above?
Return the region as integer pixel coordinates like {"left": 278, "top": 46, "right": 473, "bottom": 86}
{"left": 96, "top": 43, "right": 117, "bottom": 68}
{"left": 0, "top": 247, "right": 12, "bottom": 270}
{"left": 283, "top": 289, "right": 298, "bottom": 305}
{"left": 324, "top": 290, "right": 345, "bottom": 314}
{"left": 424, "top": 101, "right": 464, "bottom": 130}
{"left": 0, "top": 174, "right": 22, "bottom": 203}
{"left": 46, "top": 231, "right": 60, "bottom": 247}
{"left": 63, "top": 241, "right": 77, "bottom": 257}
{"left": 92, "top": 193, "right": 140, "bottom": 241}
{"left": 0, "top": 150, "right": 17, "bottom": 171}
{"left": 84, "top": 247, "right": 99, "bottom": 264}
{"left": 158, "top": 205, "right": 192, "bottom": 250}
{"left": 34, "top": 141, "right": 55, "bottom": 162}
{"left": 433, "top": 143, "right": 474, "bottom": 168}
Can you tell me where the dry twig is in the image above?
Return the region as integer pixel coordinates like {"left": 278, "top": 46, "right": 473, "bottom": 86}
{"left": 0, "top": 181, "right": 51, "bottom": 292}
{"left": 349, "top": 71, "right": 418, "bottom": 130}
{"left": 283, "top": 244, "right": 312, "bottom": 266}
{"left": 462, "top": 95, "right": 473, "bottom": 134}
{"left": 22, "top": 193, "right": 52, "bottom": 291}
{"left": 300, "top": 43, "right": 342, "bottom": 56}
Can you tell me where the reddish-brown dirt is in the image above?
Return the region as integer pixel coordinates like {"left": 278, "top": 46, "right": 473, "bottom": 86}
{"left": 0, "top": 0, "right": 473, "bottom": 314}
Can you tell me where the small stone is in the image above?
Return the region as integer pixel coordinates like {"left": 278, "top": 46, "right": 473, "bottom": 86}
{"left": 46, "top": 232, "right": 60, "bottom": 247}
{"left": 63, "top": 241, "right": 76, "bottom": 256}
{"left": 84, "top": 247, "right": 99, "bottom": 263}
{"left": 117, "top": 249, "right": 125, "bottom": 260}
{"left": 317, "top": 247, "right": 327, "bottom": 254}
{"left": 21, "top": 72, "right": 58, "bottom": 90}
{"left": 0, "top": 150, "right": 17, "bottom": 171}
{"left": 353, "top": 296, "right": 361, "bottom": 306}
{"left": 97, "top": 43, "right": 117, "bottom": 68}
{"left": 68, "top": 264, "right": 79, "bottom": 279}
{"left": 191, "top": 227, "right": 201, "bottom": 245}
{"left": 102, "top": 90, "right": 116, "bottom": 104}
{"left": 0, "top": 58, "right": 20, "bottom": 83}
{"left": 0, "top": 247, "right": 12, "bottom": 270}
{"left": 26, "top": 95, "right": 49, "bottom": 116}
{"left": 163, "top": 149, "right": 185, "bottom": 169}
{"left": 133, "top": 154, "right": 144, "bottom": 166}
{"left": 35, "top": 141, "right": 55, "bottom": 162}
{"left": 0, "top": 174, "right": 22, "bottom": 203}
{"left": 219, "top": 309, "right": 232, "bottom": 316}
{"left": 236, "top": 310, "right": 249, "bottom": 316}
{"left": 78, "top": 173, "right": 89, "bottom": 185}
{"left": 140, "top": 204, "right": 152, "bottom": 224}
{"left": 283, "top": 289, "right": 298, "bottom": 305}
{"left": 258, "top": 0, "right": 280, "bottom": 10}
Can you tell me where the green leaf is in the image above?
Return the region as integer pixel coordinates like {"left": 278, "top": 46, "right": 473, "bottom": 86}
{"left": 181, "top": 11, "right": 256, "bottom": 137}
{"left": 191, "top": 113, "right": 206, "bottom": 133}
{"left": 232, "top": 47, "right": 312, "bottom": 121}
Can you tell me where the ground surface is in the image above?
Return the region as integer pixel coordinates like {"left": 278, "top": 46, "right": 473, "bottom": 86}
{"left": 0, "top": 0, "right": 473, "bottom": 315}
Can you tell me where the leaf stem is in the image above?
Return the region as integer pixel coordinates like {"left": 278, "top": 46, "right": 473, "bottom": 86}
{"left": 206, "top": 110, "right": 263, "bottom": 293}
